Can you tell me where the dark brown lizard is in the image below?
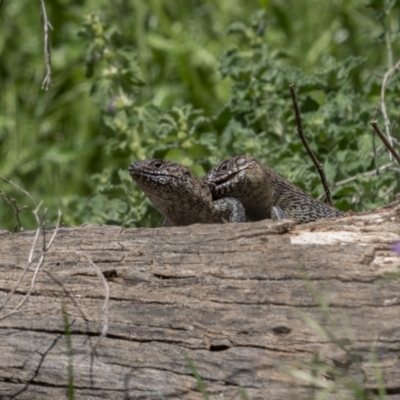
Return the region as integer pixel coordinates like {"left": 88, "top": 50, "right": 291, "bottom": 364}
{"left": 129, "top": 159, "right": 248, "bottom": 226}
{"left": 204, "top": 155, "right": 344, "bottom": 224}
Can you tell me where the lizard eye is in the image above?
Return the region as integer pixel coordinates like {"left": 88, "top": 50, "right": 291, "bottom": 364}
{"left": 153, "top": 161, "right": 163, "bottom": 169}
{"left": 220, "top": 163, "right": 228, "bottom": 171}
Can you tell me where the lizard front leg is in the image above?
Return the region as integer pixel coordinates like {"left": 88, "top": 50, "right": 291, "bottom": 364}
{"left": 214, "top": 197, "right": 248, "bottom": 223}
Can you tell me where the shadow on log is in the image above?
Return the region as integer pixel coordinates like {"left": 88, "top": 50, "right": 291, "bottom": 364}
{"left": 1, "top": 201, "right": 400, "bottom": 399}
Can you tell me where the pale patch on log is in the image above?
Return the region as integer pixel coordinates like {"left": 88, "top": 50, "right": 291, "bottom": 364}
{"left": 0, "top": 202, "right": 400, "bottom": 399}
{"left": 290, "top": 230, "right": 398, "bottom": 245}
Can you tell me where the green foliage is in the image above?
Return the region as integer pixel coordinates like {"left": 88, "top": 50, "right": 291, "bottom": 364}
{"left": 1, "top": 0, "right": 400, "bottom": 230}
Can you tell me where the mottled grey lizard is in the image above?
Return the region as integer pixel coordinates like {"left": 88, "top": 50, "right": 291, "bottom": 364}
{"left": 129, "top": 159, "right": 248, "bottom": 226}
{"left": 204, "top": 155, "right": 344, "bottom": 224}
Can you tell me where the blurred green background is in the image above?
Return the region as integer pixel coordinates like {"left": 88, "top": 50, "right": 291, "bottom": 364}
{"left": 1, "top": 0, "right": 400, "bottom": 231}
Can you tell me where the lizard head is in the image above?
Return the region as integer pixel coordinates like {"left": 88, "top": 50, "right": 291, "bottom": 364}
{"left": 129, "top": 159, "right": 194, "bottom": 195}
{"left": 204, "top": 155, "right": 259, "bottom": 198}
{"left": 129, "top": 159, "right": 211, "bottom": 225}
{"left": 205, "top": 155, "right": 271, "bottom": 221}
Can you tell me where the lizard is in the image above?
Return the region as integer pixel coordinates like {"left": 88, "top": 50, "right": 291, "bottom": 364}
{"left": 204, "top": 155, "right": 344, "bottom": 224}
{"left": 129, "top": 159, "right": 248, "bottom": 226}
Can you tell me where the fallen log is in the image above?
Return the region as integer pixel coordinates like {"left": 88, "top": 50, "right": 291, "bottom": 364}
{"left": 1, "top": 201, "right": 400, "bottom": 399}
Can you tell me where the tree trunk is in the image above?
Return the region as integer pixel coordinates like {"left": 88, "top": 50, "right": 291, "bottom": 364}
{"left": 1, "top": 202, "right": 400, "bottom": 399}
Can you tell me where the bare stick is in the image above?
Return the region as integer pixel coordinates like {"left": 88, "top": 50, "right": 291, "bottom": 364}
{"left": 63, "top": 250, "right": 110, "bottom": 360}
{"left": 333, "top": 162, "right": 394, "bottom": 187}
{"left": 39, "top": 249, "right": 110, "bottom": 354}
{"left": 40, "top": 208, "right": 48, "bottom": 252}
{"left": 289, "top": 84, "right": 333, "bottom": 205}
{"left": 0, "top": 190, "right": 28, "bottom": 232}
{"left": 75, "top": 251, "right": 109, "bottom": 338}
{"left": 380, "top": 59, "right": 400, "bottom": 156}
{"left": 29, "top": 202, "right": 43, "bottom": 263}
{"left": 316, "top": 162, "right": 395, "bottom": 200}
{"left": 0, "top": 175, "right": 37, "bottom": 206}
{"left": 0, "top": 205, "right": 109, "bottom": 344}
{"left": 0, "top": 208, "right": 62, "bottom": 319}
{"left": 370, "top": 120, "right": 400, "bottom": 166}
{"left": 1, "top": 248, "right": 110, "bottom": 355}
{"left": 372, "top": 104, "right": 380, "bottom": 175}
{"left": 40, "top": 0, "right": 53, "bottom": 90}
{"left": 0, "top": 203, "right": 43, "bottom": 312}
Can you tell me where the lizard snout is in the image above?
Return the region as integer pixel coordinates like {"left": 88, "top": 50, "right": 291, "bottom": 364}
{"left": 129, "top": 162, "right": 141, "bottom": 174}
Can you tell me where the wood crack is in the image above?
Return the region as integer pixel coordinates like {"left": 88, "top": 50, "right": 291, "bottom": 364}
{"left": 0, "top": 205, "right": 399, "bottom": 399}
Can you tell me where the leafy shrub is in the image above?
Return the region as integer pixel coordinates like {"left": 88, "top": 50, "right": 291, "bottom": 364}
{"left": 73, "top": 8, "right": 400, "bottom": 227}
{"left": 1, "top": 1, "right": 399, "bottom": 230}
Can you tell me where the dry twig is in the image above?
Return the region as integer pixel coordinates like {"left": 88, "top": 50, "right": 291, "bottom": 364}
{"left": 0, "top": 177, "right": 109, "bottom": 351}
{"left": 289, "top": 84, "right": 333, "bottom": 205}
{"left": 0, "top": 175, "right": 38, "bottom": 231}
{"left": 0, "top": 206, "right": 62, "bottom": 319}
{"left": 0, "top": 175, "right": 37, "bottom": 207}
{"left": 56, "top": 250, "right": 110, "bottom": 338}
{"left": 371, "top": 104, "right": 380, "bottom": 175}
{"left": 0, "top": 190, "right": 28, "bottom": 232}
{"left": 370, "top": 120, "right": 400, "bottom": 166}
{"left": 316, "top": 162, "right": 395, "bottom": 200}
{"left": 0, "top": 223, "right": 110, "bottom": 345}
{"left": 380, "top": 59, "right": 400, "bottom": 155}
{"left": 40, "top": 0, "right": 53, "bottom": 90}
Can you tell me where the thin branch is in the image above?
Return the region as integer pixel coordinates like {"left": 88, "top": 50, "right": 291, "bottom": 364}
{"left": 381, "top": 184, "right": 396, "bottom": 199}
{"left": 43, "top": 249, "right": 110, "bottom": 350}
{"left": 1, "top": 250, "right": 109, "bottom": 349}
{"left": 2, "top": 249, "right": 109, "bottom": 358}
{"left": 334, "top": 162, "right": 394, "bottom": 187}
{"left": 11, "top": 199, "right": 28, "bottom": 231}
{"left": 380, "top": 58, "right": 400, "bottom": 157}
{"left": 382, "top": 18, "right": 393, "bottom": 71}
{"left": 0, "top": 204, "right": 109, "bottom": 349}
{"left": 40, "top": 0, "right": 53, "bottom": 90}
{"left": 317, "top": 162, "right": 395, "bottom": 200}
{"left": 0, "top": 175, "right": 37, "bottom": 207}
{"left": 370, "top": 120, "right": 400, "bottom": 166}
{"left": 372, "top": 124, "right": 378, "bottom": 173}
{"left": 40, "top": 208, "right": 48, "bottom": 252}
{"left": 0, "top": 183, "right": 108, "bottom": 349}
{"left": 76, "top": 251, "right": 109, "bottom": 337}
{"left": 46, "top": 210, "right": 62, "bottom": 250}
{"left": 29, "top": 202, "right": 43, "bottom": 263}
{"left": 0, "top": 207, "right": 62, "bottom": 319}
{"left": 0, "top": 203, "right": 43, "bottom": 312}
{"left": 371, "top": 104, "right": 380, "bottom": 175}
{"left": 289, "top": 84, "right": 333, "bottom": 205}
{"left": 0, "top": 190, "right": 28, "bottom": 232}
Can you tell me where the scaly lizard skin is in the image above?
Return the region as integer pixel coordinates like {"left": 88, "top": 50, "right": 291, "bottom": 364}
{"left": 129, "top": 159, "right": 248, "bottom": 226}
{"left": 204, "top": 155, "right": 344, "bottom": 224}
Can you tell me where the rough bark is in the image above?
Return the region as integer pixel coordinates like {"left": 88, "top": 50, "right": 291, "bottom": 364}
{"left": 1, "top": 201, "right": 400, "bottom": 400}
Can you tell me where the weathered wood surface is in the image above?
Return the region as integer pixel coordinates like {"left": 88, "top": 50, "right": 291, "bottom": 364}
{"left": 1, "top": 202, "right": 400, "bottom": 400}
